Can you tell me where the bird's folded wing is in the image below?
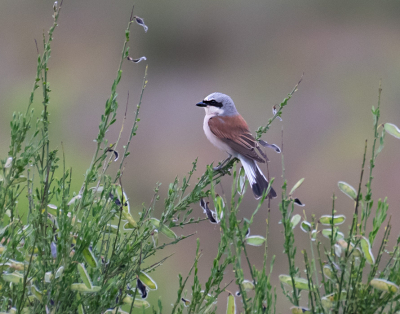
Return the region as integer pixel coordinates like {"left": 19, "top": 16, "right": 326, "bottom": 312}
{"left": 208, "top": 115, "right": 265, "bottom": 163}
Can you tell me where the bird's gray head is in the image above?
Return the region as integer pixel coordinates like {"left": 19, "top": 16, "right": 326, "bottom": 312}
{"left": 196, "top": 92, "right": 238, "bottom": 116}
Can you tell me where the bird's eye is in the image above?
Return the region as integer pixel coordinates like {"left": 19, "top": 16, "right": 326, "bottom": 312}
{"left": 203, "top": 99, "right": 222, "bottom": 107}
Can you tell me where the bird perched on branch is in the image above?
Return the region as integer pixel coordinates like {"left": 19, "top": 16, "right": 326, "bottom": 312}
{"left": 196, "top": 92, "right": 277, "bottom": 199}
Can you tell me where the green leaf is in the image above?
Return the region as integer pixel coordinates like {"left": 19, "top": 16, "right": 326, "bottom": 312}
{"left": 384, "top": 123, "right": 400, "bottom": 139}
{"left": 338, "top": 181, "right": 357, "bottom": 200}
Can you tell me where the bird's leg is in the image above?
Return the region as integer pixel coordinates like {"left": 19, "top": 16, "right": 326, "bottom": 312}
{"left": 213, "top": 155, "right": 232, "bottom": 171}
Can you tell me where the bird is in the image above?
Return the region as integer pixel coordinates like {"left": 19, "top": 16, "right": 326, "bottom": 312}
{"left": 196, "top": 92, "right": 277, "bottom": 199}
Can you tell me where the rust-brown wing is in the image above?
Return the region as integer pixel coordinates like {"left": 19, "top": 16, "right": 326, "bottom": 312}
{"left": 208, "top": 115, "right": 265, "bottom": 163}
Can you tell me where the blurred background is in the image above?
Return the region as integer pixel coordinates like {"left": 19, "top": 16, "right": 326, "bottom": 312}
{"left": 1, "top": 0, "right": 400, "bottom": 312}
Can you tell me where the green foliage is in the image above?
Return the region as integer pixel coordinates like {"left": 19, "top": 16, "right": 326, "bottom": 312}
{"left": 1, "top": 4, "right": 400, "bottom": 314}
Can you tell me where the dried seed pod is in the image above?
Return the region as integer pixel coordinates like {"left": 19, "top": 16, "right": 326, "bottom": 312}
{"left": 181, "top": 298, "right": 191, "bottom": 307}
{"left": 133, "top": 16, "right": 148, "bottom": 32}
{"left": 127, "top": 56, "right": 147, "bottom": 63}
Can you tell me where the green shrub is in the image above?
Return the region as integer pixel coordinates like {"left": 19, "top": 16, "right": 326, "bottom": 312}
{"left": 1, "top": 4, "right": 400, "bottom": 314}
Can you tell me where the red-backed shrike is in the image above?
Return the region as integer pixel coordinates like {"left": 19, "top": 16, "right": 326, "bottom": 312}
{"left": 196, "top": 92, "right": 277, "bottom": 199}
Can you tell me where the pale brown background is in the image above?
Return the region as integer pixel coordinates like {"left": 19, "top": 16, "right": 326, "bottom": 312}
{"left": 1, "top": 1, "right": 400, "bottom": 312}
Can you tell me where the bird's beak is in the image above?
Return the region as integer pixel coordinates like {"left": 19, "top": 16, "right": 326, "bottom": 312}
{"left": 196, "top": 101, "right": 207, "bottom": 107}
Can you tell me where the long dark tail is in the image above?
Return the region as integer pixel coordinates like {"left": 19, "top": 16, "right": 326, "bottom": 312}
{"left": 241, "top": 157, "right": 277, "bottom": 199}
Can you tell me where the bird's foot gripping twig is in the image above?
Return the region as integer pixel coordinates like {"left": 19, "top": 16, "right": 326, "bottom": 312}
{"left": 213, "top": 155, "right": 232, "bottom": 171}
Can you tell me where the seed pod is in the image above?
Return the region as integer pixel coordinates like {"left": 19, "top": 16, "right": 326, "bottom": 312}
{"left": 71, "top": 284, "right": 101, "bottom": 293}
{"left": 122, "top": 295, "right": 150, "bottom": 308}
{"left": 139, "top": 271, "right": 157, "bottom": 290}
{"left": 241, "top": 279, "right": 255, "bottom": 291}
{"left": 133, "top": 16, "right": 148, "bottom": 33}
{"left": 199, "top": 199, "right": 218, "bottom": 224}
{"left": 77, "top": 263, "right": 92, "bottom": 289}
{"left": 237, "top": 167, "right": 246, "bottom": 195}
{"left": 226, "top": 293, "right": 236, "bottom": 314}
{"left": 181, "top": 298, "right": 191, "bottom": 307}
{"left": 127, "top": 56, "right": 147, "bottom": 63}
{"left": 289, "top": 178, "right": 305, "bottom": 195}
{"left": 323, "top": 265, "right": 335, "bottom": 280}
{"left": 321, "top": 229, "right": 344, "bottom": 240}
{"left": 338, "top": 181, "right": 357, "bottom": 200}
{"left": 319, "top": 215, "right": 346, "bottom": 226}
{"left": 360, "top": 236, "right": 375, "bottom": 264}
{"left": 8, "top": 259, "right": 26, "bottom": 271}
{"left": 300, "top": 221, "right": 312, "bottom": 233}
{"left": 279, "top": 275, "right": 315, "bottom": 291}
{"left": 2, "top": 271, "right": 23, "bottom": 283}
{"left": 55, "top": 266, "right": 64, "bottom": 278}
{"left": 245, "top": 235, "right": 266, "bottom": 246}
{"left": 82, "top": 247, "right": 98, "bottom": 268}
{"left": 370, "top": 278, "right": 399, "bottom": 293}
{"left": 136, "top": 277, "right": 148, "bottom": 299}
{"left": 200, "top": 291, "right": 218, "bottom": 304}
{"left": 291, "top": 214, "right": 301, "bottom": 229}
{"left": 67, "top": 194, "right": 82, "bottom": 206}
{"left": 384, "top": 123, "right": 400, "bottom": 139}
{"left": 104, "top": 308, "right": 129, "bottom": 314}
{"left": 321, "top": 291, "right": 347, "bottom": 310}
{"left": 215, "top": 194, "right": 225, "bottom": 221}
{"left": 334, "top": 244, "right": 342, "bottom": 257}
{"left": 31, "top": 285, "right": 43, "bottom": 302}
{"left": 336, "top": 239, "right": 362, "bottom": 257}
{"left": 149, "top": 218, "right": 177, "bottom": 239}
{"left": 105, "top": 224, "right": 119, "bottom": 234}
{"left": 45, "top": 271, "right": 53, "bottom": 283}
{"left": 311, "top": 230, "right": 318, "bottom": 241}
{"left": 4, "top": 157, "right": 12, "bottom": 168}
{"left": 290, "top": 306, "right": 311, "bottom": 314}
